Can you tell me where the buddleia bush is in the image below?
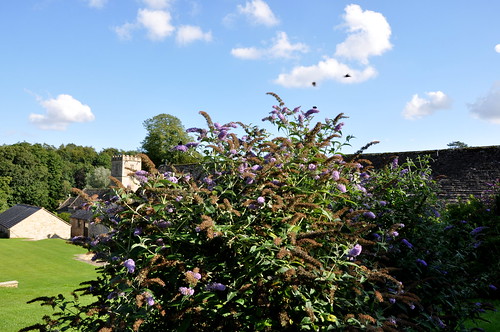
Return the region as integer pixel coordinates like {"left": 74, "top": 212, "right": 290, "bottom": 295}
{"left": 357, "top": 156, "right": 499, "bottom": 330}
{"left": 24, "top": 94, "right": 493, "bottom": 331}
{"left": 441, "top": 180, "right": 500, "bottom": 300}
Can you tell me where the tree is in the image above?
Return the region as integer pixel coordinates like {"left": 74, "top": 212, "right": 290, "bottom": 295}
{"left": 0, "top": 176, "right": 12, "bottom": 212}
{"left": 85, "top": 166, "right": 111, "bottom": 189}
{"left": 447, "top": 141, "right": 468, "bottom": 149}
{"left": 141, "top": 113, "right": 200, "bottom": 166}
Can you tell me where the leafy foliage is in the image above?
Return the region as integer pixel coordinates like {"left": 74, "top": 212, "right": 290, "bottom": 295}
{"left": 0, "top": 176, "right": 12, "bottom": 213}
{"left": 447, "top": 141, "right": 468, "bottom": 149}
{"left": 359, "top": 156, "right": 498, "bottom": 330}
{"left": 441, "top": 180, "right": 500, "bottom": 299}
{"left": 23, "top": 96, "right": 498, "bottom": 331}
{"left": 85, "top": 166, "right": 112, "bottom": 189}
{"left": 0, "top": 142, "right": 136, "bottom": 211}
{"left": 141, "top": 114, "right": 202, "bottom": 167}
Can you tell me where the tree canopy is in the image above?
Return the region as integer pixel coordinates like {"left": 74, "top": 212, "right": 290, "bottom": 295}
{"left": 141, "top": 113, "right": 201, "bottom": 167}
{"left": 447, "top": 141, "right": 469, "bottom": 149}
{"left": 0, "top": 143, "right": 136, "bottom": 211}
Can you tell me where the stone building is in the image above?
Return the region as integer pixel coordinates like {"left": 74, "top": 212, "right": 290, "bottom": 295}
{"left": 111, "top": 155, "right": 142, "bottom": 192}
{"left": 60, "top": 155, "right": 142, "bottom": 238}
{"left": 0, "top": 204, "right": 71, "bottom": 240}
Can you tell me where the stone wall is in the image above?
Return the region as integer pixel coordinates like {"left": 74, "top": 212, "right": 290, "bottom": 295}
{"left": 9, "top": 209, "right": 71, "bottom": 240}
{"left": 359, "top": 145, "right": 500, "bottom": 203}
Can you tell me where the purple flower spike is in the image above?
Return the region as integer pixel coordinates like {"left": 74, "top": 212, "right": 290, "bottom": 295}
{"left": 257, "top": 196, "right": 265, "bottom": 204}
{"left": 179, "top": 287, "right": 195, "bottom": 296}
{"left": 401, "top": 238, "right": 414, "bottom": 249}
{"left": 470, "top": 226, "right": 488, "bottom": 235}
{"left": 173, "top": 145, "right": 188, "bottom": 152}
{"left": 168, "top": 176, "right": 178, "bottom": 184}
{"left": 363, "top": 211, "right": 376, "bottom": 219}
{"left": 218, "top": 130, "right": 228, "bottom": 140}
{"left": 348, "top": 244, "right": 362, "bottom": 258}
{"left": 187, "top": 271, "right": 202, "bottom": 280}
{"left": 123, "top": 259, "right": 135, "bottom": 273}
{"left": 206, "top": 282, "right": 226, "bottom": 291}
{"left": 389, "top": 231, "right": 399, "bottom": 237}
{"left": 331, "top": 170, "right": 340, "bottom": 181}
{"left": 298, "top": 113, "right": 304, "bottom": 125}
{"left": 337, "top": 184, "right": 347, "bottom": 193}
{"left": 143, "top": 292, "right": 155, "bottom": 306}
{"left": 304, "top": 107, "right": 319, "bottom": 117}
{"left": 185, "top": 142, "right": 199, "bottom": 148}
{"left": 416, "top": 259, "right": 427, "bottom": 266}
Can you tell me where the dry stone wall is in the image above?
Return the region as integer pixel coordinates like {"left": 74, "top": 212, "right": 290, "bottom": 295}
{"left": 359, "top": 145, "right": 500, "bottom": 203}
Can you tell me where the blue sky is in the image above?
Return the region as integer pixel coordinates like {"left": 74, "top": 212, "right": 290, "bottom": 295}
{"left": 1, "top": 0, "right": 500, "bottom": 154}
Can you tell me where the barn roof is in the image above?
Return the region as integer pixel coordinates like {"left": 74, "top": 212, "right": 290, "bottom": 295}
{"left": 0, "top": 204, "right": 42, "bottom": 229}
{"left": 70, "top": 209, "right": 94, "bottom": 220}
{"left": 57, "top": 189, "right": 111, "bottom": 212}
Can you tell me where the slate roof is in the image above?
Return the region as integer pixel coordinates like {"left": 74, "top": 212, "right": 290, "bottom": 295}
{"left": 70, "top": 209, "right": 94, "bottom": 221}
{"left": 57, "top": 189, "right": 111, "bottom": 212}
{"left": 0, "top": 204, "right": 42, "bottom": 229}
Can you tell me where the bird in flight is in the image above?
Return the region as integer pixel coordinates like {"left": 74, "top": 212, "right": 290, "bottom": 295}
{"left": 312, "top": 81, "right": 316, "bottom": 87}
{"left": 344, "top": 74, "right": 351, "bottom": 78}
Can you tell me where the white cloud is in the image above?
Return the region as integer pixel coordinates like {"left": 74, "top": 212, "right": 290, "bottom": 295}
{"left": 237, "top": 0, "right": 279, "bottom": 27}
{"left": 86, "top": 0, "right": 108, "bottom": 8}
{"left": 29, "top": 94, "right": 95, "bottom": 131}
{"left": 176, "top": 25, "right": 212, "bottom": 45}
{"left": 468, "top": 82, "right": 500, "bottom": 124}
{"left": 113, "top": 22, "right": 138, "bottom": 40}
{"left": 270, "top": 4, "right": 391, "bottom": 88}
{"left": 335, "top": 4, "right": 392, "bottom": 64}
{"left": 269, "top": 31, "right": 308, "bottom": 58}
{"left": 137, "top": 8, "right": 175, "bottom": 41}
{"left": 231, "top": 31, "right": 308, "bottom": 60}
{"left": 231, "top": 47, "right": 263, "bottom": 60}
{"left": 113, "top": 1, "right": 210, "bottom": 45}
{"left": 402, "top": 91, "right": 452, "bottom": 120}
{"left": 495, "top": 44, "right": 500, "bottom": 53}
{"left": 142, "top": 0, "right": 173, "bottom": 9}
{"left": 274, "top": 57, "right": 377, "bottom": 88}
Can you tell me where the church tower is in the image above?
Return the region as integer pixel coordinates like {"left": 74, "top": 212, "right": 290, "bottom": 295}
{"left": 111, "top": 155, "right": 142, "bottom": 191}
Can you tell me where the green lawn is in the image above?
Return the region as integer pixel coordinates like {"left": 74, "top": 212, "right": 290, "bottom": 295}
{"left": 1, "top": 239, "right": 498, "bottom": 332}
{"left": 464, "top": 299, "right": 500, "bottom": 331}
{"left": 0, "top": 238, "right": 97, "bottom": 332}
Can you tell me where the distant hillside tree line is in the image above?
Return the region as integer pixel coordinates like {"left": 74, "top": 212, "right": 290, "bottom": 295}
{"left": 0, "top": 143, "right": 136, "bottom": 212}
{"left": 0, "top": 113, "right": 200, "bottom": 213}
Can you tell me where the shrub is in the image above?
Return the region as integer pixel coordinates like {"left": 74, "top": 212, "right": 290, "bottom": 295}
{"left": 357, "top": 156, "right": 496, "bottom": 330}
{"left": 441, "top": 179, "right": 500, "bottom": 300}
{"left": 24, "top": 94, "right": 496, "bottom": 331}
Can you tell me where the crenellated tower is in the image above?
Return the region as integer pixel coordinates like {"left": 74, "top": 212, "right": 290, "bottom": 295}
{"left": 111, "top": 155, "right": 142, "bottom": 191}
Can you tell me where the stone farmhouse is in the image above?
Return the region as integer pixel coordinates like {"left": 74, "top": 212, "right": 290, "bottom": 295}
{"left": 61, "top": 155, "right": 142, "bottom": 238}
{"left": 0, "top": 155, "right": 141, "bottom": 240}
{"left": 0, "top": 204, "right": 70, "bottom": 240}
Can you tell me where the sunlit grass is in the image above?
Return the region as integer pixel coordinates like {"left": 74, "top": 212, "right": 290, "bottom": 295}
{"left": 0, "top": 238, "right": 97, "bottom": 332}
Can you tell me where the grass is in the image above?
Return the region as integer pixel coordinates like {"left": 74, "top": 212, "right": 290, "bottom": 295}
{"left": 1, "top": 239, "right": 498, "bottom": 332}
{"left": 0, "top": 238, "right": 97, "bottom": 332}
{"left": 464, "top": 299, "right": 500, "bottom": 331}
